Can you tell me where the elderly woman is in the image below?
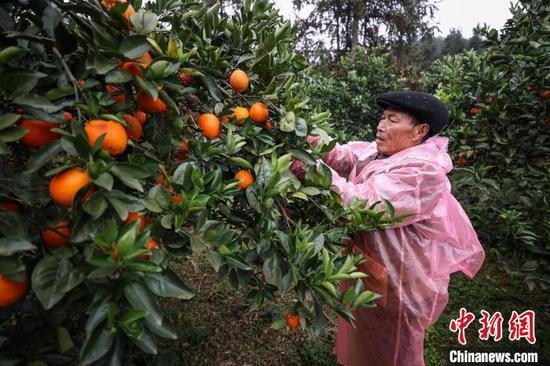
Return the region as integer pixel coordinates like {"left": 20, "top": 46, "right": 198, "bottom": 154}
{"left": 304, "top": 91, "right": 486, "bottom": 366}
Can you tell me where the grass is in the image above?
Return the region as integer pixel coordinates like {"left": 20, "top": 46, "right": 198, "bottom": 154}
{"left": 146, "top": 248, "right": 547, "bottom": 365}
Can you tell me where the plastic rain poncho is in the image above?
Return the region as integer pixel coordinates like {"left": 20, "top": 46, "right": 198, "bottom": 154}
{"left": 298, "top": 136, "right": 486, "bottom": 366}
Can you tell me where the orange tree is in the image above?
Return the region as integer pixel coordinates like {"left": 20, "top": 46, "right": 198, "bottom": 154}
{"left": 420, "top": 0, "right": 548, "bottom": 288}
{"left": 0, "top": 0, "right": 403, "bottom": 363}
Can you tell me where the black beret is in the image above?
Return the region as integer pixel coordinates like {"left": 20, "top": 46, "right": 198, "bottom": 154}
{"left": 375, "top": 91, "right": 449, "bottom": 135}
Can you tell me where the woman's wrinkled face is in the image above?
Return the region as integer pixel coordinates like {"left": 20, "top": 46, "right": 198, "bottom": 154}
{"left": 375, "top": 107, "right": 429, "bottom": 155}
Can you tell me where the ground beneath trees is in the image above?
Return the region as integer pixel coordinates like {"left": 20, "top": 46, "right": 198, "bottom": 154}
{"left": 138, "top": 248, "right": 548, "bottom": 365}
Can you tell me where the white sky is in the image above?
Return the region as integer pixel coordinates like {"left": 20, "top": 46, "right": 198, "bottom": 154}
{"left": 272, "top": 0, "right": 518, "bottom": 38}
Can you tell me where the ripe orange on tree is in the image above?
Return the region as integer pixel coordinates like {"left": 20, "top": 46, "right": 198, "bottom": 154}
{"left": 122, "top": 114, "right": 143, "bottom": 140}
{"left": 176, "top": 138, "right": 190, "bottom": 162}
{"left": 49, "top": 168, "right": 91, "bottom": 207}
{"left": 179, "top": 72, "right": 192, "bottom": 86}
{"left": 265, "top": 119, "right": 273, "bottom": 130}
{"left": 286, "top": 312, "right": 300, "bottom": 329}
{"left": 198, "top": 114, "right": 221, "bottom": 139}
{"left": 64, "top": 111, "right": 73, "bottom": 121}
{"left": 124, "top": 212, "right": 147, "bottom": 230}
{"left": 234, "top": 170, "right": 254, "bottom": 189}
{"left": 120, "top": 52, "right": 153, "bottom": 77}
{"left": 170, "top": 194, "right": 183, "bottom": 203}
{"left": 231, "top": 106, "right": 249, "bottom": 126}
{"left": 101, "top": 0, "right": 136, "bottom": 25}
{"left": 0, "top": 274, "right": 29, "bottom": 308}
{"left": 229, "top": 69, "right": 249, "bottom": 93}
{"left": 249, "top": 102, "right": 269, "bottom": 123}
{"left": 137, "top": 90, "right": 168, "bottom": 113}
{"left": 106, "top": 84, "right": 125, "bottom": 104}
{"left": 41, "top": 220, "right": 71, "bottom": 250}
{"left": 146, "top": 239, "right": 159, "bottom": 251}
{"left": 541, "top": 90, "right": 550, "bottom": 99}
{"left": 20, "top": 120, "right": 61, "bottom": 148}
{"left": 135, "top": 110, "right": 147, "bottom": 125}
{"left": 85, "top": 120, "right": 128, "bottom": 156}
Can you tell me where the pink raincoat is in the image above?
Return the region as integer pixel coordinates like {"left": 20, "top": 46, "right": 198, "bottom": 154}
{"left": 302, "top": 136, "right": 485, "bottom": 366}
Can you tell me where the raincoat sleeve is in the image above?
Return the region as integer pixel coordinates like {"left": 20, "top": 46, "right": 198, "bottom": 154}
{"left": 326, "top": 159, "right": 447, "bottom": 228}
{"left": 320, "top": 141, "right": 374, "bottom": 177}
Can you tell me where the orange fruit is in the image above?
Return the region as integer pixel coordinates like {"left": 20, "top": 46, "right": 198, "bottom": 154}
{"left": 286, "top": 312, "right": 300, "bottom": 329}
{"left": 49, "top": 168, "right": 91, "bottom": 207}
{"left": 137, "top": 90, "right": 168, "bottom": 113}
{"left": 232, "top": 106, "right": 249, "bottom": 126}
{"left": 122, "top": 114, "right": 142, "bottom": 140}
{"left": 249, "top": 102, "right": 269, "bottom": 123}
{"left": 221, "top": 115, "right": 230, "bottom": 124}
{"left": 85, "top": 120, "right": 128, "bottom": 156}
{"left": 64, "top": 112, "right": 73, "bottom": 121}
{"left": 469, "top": 107, "right": 481, "bottom": 115}
{"left": 20, "top": 120, "right": 61, "bottom": 149}
{"left": 101, "top": 0, "right": 136, "bottom": 26}
{"left": 41, "top": 220, "right": 71, "bottom": 250}
{"left": 146, "top": 239, "right": 159, "bottom": 251}
{"left": 79, "top": 80, "right": 85, "bottom": 88}
{"left": 176, "top": 138, "right": 190, "bottom": 162}
{"left": 198, "top": 114, "right": 221, "bottom": 139}
{"left": 112, "top": 94, "right": 126, "bottom": 104}
{"left": 229, "top": 69, "right": 249, "bottom": 93}
{"left": 120, "top": 52, "right": 153, "bottom": 77}
{"left": 0, "top": 274, "right": 29, "bottom": 308}
{"left": 179, "top": 72, "right": 192, "bottom": 86}
{"left": 154, "top": 175, "right": 166, "bottom": 185}
{"left": 124, "top": 211, "right": 146, "bottom": 230}
{"left": 0, "top": 200, "right": 20, "bottom": 212}
{"left": 265, "top": 119, "right": 273, "bottom": 130}
{"left": 234, "top": 170, "right": 254, "bottom": 189}
{"left": 105, "top": 84, "right": 120, "bottom": 94}
{"left": 135, "top": 110, "right": 147, "bottom": 125}
{"left": 170, "top": 194, "right": 183, "bottom": 203}
{"left": 542, "top": 90, "right": 550, "bottom": 99}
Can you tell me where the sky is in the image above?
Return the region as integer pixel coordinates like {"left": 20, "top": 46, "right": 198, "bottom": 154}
{"left": 272, "top": 0, "right": 518, "bottom": 38}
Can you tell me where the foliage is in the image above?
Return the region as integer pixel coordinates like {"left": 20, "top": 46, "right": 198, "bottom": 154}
{"left": 420, "top": 0, "right": 549, "bottom": 289}
{"left": 299, "top": 47, "right": 399, "bottom": 142}
{"left": 0, "top": 0, "right": 406, "bottom": 364}
{"left": 292, "top": 0, "right": 438, "bottom": 63}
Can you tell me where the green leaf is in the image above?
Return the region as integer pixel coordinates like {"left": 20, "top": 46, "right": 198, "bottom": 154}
{"left": 198, "top": 72, "right": 221, "bottom": 102}
{"left": 94, "top": 172, "right": 114, "bottom": 191}
{"left": 119, "top": 35, "right": 151, "bottom": 59}
{"left": 0, "top": 126, "right": 28, "bottom": 142}
{"left": 86, "top": 54, "right": 118, "bottom": 75}
{"left": 14, "top": 95, "right": 63, "bottom": 113}
{"left": 225, "top": 254, "right": 251, "bottom": 270}
{"left": 0, "top": 113, "right": 21, "bottom": 130}
{"left": 291, "top": 148, "right": 316, "bottom": 165}
{"left": 207, "top": 250, "right": 222, "bottom": 272}
{"left": 23, "top": 140, "right": 62, "bottom": 174}
{"left": 0, "top": 46, "right": 25, "bottom": 64}
{"left": 0, "top": 237, "right": 36, "bottom": 256}
{"left": 144, "top": 270, "right": 195, "bottom": 299}
{"left": 32, "top": 252, "right": 75, "bottom": 309}
{"left": 105, "top": 70, "right": 133, "bottom": 83}
{"left": 57, "top": 327, "right": 74, "bottom": 353}
{"left": 80, "top": 326, "right": 116, "bottom": 366}
{"left": 123, "top": 282, "right": 163, "bottom": 325}
{"left": 131, "top": 11, "right": 158, "bottom": 35}
{"left": 229, "top": 156, "right": 253, "bottom": 169}
{"left": 127, "top": 328, "right": 157, "bottom": 355}
{"left": 83, "top": 191, "right": 108, "bottom": 219}
{"left": 270, "top": 318, "right": 287, "bottom": 330}
{"left": 120, "top": 309, "right": 148, "bottom": 326}
{"left": 0, "top": 70, "right": 46, "bottom": 98}
{"left": 279, "top": 111, "right": 295, "bottom": 132}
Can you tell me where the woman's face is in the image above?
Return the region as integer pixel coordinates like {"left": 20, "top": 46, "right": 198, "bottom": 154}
{"left": 376, "top": 107, "right": 429, "bottom": 155}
